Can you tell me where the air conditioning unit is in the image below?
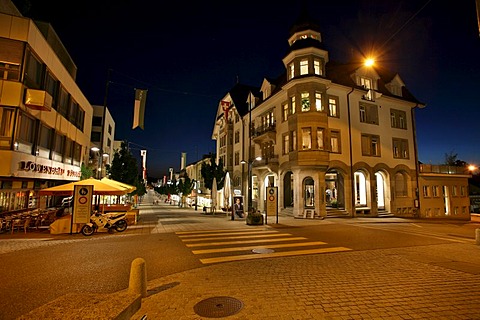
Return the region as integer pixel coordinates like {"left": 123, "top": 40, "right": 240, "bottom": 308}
{"left": 24, "top": 89, "right": 53, "bottom": 111}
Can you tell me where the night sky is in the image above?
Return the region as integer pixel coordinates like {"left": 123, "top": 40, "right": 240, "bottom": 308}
{"left": 12, "top": 0, "right": 480, "bottom": 177}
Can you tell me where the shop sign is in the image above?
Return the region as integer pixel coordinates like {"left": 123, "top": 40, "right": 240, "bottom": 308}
{"left": 18, "top": 160, "right": 81, "bottom": 178}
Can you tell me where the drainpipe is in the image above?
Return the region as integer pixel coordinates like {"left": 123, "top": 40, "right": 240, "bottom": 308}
{"left": 347, "top": 87, "right": 355, "bottom": 217}
{"left": 411, "top": 103, "right": 424, "bottom": 217}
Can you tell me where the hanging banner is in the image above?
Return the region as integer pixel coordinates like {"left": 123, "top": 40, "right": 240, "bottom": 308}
{"left": 221, "top": 100, "right": 231, "bottom": 121}
{"left": 133, "top": 89, "right": 148, "bottom": 130}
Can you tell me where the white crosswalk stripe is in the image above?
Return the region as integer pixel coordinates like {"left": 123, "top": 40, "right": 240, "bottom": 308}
{"left": 176, "top": 228, "right": 352, "bottom": 264}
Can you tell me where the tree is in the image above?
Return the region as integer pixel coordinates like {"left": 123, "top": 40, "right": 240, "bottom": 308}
{"left": 444, "top": 151, "right": 467, "bottom": 167}
{"left": 110, "top": 141, "right": 138, "bottom": 185}
{"left": 201, "top": 153, "right": 226, "bottom": 191}
{"left": 109, "top": 141, "right": 146, "bottom": 199}
{"left": 177, "top": 173, "right": 195, "bottom": 207}
{"left": 80, "top": 162, "right": 94, "bottom": 180}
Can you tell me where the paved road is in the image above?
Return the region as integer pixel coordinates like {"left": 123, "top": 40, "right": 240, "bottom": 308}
{"left": 2, "top": 190, "right": 480, "bottom": 319}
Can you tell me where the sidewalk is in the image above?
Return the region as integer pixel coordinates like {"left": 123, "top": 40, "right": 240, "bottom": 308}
{"left": 129, "top": 199, "right": 480, "bottom": 319}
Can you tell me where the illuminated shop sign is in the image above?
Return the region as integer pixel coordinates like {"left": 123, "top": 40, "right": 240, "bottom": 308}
{"left": 19, "top": 161, "right": 81, "bottom": 178}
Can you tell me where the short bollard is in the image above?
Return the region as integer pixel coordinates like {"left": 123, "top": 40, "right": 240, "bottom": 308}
{"left": 129, "top": 257, "right": 147, "bottom": 298}
{"left": 476, "top": 229, "right": 480, "bottom": 245}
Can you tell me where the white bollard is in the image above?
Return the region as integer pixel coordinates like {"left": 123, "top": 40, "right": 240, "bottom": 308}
{"left": 476, "top": 229, "right": 480, "bottom": 246}
{"left": 129, "top": 257, "right": 147, "bottom": 297}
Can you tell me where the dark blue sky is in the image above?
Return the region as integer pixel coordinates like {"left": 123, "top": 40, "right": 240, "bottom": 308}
{"left": 15, "top": 0, "right": 480, "bottom": 177}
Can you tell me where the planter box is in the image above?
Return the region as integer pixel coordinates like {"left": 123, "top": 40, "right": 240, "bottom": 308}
{"left": 246, "top": 214, "right": 264, "bottom": 225}
{"left": 126, "top": 209, "right": 139, "bottom": 225}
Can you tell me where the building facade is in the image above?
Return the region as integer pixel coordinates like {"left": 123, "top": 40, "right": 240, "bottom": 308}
{"left": 90, "top": 105, "right": 115, "bottom": 179}
{"left": 0, "top": 4, "right": 94, "bottom": 213}
{"left": 184, "top": 154, "right": 214, "bottom": 208}
{"left": 212, "top": 12, "right": 471, "bottom": 220}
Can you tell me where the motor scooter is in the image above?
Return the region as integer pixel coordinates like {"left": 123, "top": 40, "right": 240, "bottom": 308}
{"left": 80, "top": 211, "right": 128, "bottom": 236}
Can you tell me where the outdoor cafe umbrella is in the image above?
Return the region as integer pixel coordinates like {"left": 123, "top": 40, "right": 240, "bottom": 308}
{"left": 100, "top": 177, "right": 136, "bottom": 193}
{"left": 223, "top": 172, "right": 232, "bottom": 211}
{"left": 211, "top": 177, "right": 217, "bottom": 213}
{"left": 38, "top": 177, "right": 128, "bottom": 196}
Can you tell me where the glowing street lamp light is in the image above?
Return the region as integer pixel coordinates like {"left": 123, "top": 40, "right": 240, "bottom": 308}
{"left": 90, "top": 146, "right": 109, "bottom": 178}
{"left": 364, "top": 58, "right": 375, "bottom": 67}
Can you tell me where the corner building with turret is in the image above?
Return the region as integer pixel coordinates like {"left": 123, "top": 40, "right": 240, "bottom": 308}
{"left": 212, "top": 11, "right": 471, "bottom": 220}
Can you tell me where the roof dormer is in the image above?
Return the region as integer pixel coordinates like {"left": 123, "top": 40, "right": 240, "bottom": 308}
{"left": 385, "top": 74, "right": 405, "bottom": 97}
{"left": 260, "top": 78, "right": 276, "bottom": 100}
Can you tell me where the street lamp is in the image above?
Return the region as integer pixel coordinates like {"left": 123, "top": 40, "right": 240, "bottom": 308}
{"left": 241, "top": 156, "right": 262, "bottom": 211}
{"left": 90, "top": 146, "right": 109, "bottom": 179}
{"left": 364, "top": 57, "right": 375, "bottom": 67}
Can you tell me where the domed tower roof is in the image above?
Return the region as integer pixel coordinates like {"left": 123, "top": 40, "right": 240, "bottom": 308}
{"left": 286, "top": 5, "right": 325, "bottom": 51}
{"left": 289, "top": 5, "right": 321, "bottom": 36}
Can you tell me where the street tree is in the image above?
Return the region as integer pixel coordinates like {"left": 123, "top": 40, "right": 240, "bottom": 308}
{"left": 177, "top": 173, "right": 195, "bottom": 207}
{"left": 201, "top": 153, "right": 226, "bottom": 191}
{"left": 80, "top": 162, "right": 94, "bottom": 180}
{"left": 109, "top": 141, "right": 146, "bottom": 198}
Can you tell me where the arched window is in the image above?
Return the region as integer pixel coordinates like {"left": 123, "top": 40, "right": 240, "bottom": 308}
{"left": 354, "top": 171, "right": 367, "bottom": 206}
{"left": 304, "top": 177, "right": 314, "bottom": 207}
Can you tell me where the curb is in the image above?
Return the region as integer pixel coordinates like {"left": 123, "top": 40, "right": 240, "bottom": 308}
{"left": 17, "top": 291, "right": 141, "bottom": 320}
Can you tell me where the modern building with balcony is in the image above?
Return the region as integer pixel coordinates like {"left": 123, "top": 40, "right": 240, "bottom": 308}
{"left": 212, "top": 10, "right": 471, "bottom": 220}
{"left": 0, "top": 1, "right": 94, "bottom": 213}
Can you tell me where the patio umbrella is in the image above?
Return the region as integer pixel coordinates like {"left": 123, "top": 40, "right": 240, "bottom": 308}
{"left": 38, "top": 177, "right": 128, "bottom": 196}
{"left": 223, "top": 172, "right": 232, "bottom": 211}
{"left": 100, "top": 177, "right": 136, "bottom": 193}
{"left": 211, "top": 177, "right": 217, "bottom": 213}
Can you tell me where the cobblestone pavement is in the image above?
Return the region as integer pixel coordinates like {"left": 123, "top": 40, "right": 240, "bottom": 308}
{"left": 134, "top": 201, "right": 480, "bottom": 319}
{"left": 131, "top": 241, "right": 480, "bottom": 320}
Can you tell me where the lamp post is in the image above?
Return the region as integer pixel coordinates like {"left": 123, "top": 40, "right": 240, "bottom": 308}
{"left": 241, "top": 156, "right": 262, "bottom": 211}
{"left": 91, "top": 146, "right": 109, "bottom": 179}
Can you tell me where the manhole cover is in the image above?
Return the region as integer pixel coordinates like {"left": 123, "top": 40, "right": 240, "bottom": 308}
{"left": 194, "top": 296, "right": 243, "bottom": 318}
{"left": 252, "top": 248, "right": 274, "bottom": 254}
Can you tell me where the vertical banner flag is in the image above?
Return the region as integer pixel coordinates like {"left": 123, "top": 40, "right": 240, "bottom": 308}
{"left": 141, "top": 150, "right": 147, "bottom": 182}
{"left": 221, "top": 100, "right": 230, "bottom": 122}
{"left": 477, "top": 0, "right": 480, "bottom": 37}
{"left": 133, "top": 89, "right": 148, "bottom": 130}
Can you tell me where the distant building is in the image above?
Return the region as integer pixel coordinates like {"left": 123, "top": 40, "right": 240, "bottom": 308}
{"left": 90, "top": 105, "right": 115, "bottom": 178}
{"left": 211, "top": 9, "right": 471, "bottom": 220}
{"left": 184, "top": 154, "right": 214, "bottom": 208}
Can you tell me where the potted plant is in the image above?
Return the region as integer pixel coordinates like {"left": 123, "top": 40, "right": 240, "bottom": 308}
{"left": 246, "top": 207, "right": 264, "bottom": 225}
{"left": 331, "top": 199, "right": 338, "bottom": 208}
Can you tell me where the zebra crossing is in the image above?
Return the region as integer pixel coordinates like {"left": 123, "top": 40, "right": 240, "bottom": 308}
{"left": 176, "top": 228, "right": 352, "bottom": 264}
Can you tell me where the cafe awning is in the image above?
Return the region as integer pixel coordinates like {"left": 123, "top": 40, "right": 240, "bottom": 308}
{"left": 38, "top": 177, "right": 129, "bottom": 196}
{"left": 100, "top": 177, "right": 136, "bottom": 193}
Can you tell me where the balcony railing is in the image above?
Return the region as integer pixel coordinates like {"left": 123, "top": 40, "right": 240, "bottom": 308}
{"left": 419, "top": 164, "right": 469, "bottom": 175}
{"left": 252, "top": 155, "right": 278, "bottom": 167}
{"left": 252, "top": 122, "right": 276, "bottom": 137}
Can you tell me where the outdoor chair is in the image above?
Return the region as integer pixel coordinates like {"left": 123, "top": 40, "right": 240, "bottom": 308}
{"left": 11, "top": 217, "right": 31, "bottom": 234}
